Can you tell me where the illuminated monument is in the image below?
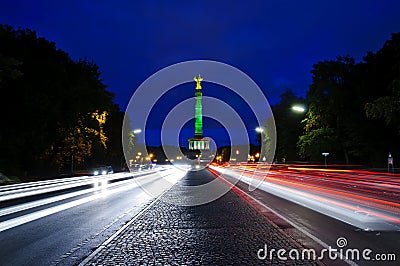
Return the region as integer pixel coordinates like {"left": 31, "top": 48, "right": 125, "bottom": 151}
{"left": 188, "top": 74, "right": 210, "bottom": 151}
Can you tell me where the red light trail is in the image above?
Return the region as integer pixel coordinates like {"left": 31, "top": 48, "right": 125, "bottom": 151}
{"left": 210, "top": 164, "right": 400, "bottom": 231}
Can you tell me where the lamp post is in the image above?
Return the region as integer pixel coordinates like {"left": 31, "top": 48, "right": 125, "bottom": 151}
{"left": 388, "top": 152, "right": 394, "bottom": 174}
{"left": 138, "top": 152, "right": 144, "bottom": 165}
{"left": 255, "top": 127, "right": 264, "bottom": 163}
{"left": 322, "top": 152, "right": 329, "bottom": 168}
{"left": 126, "top": 128, "right": 142, "bottom": 170}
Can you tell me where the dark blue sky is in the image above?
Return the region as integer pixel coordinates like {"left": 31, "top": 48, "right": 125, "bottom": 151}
{"left": 2, "top": 1, "right": 400, "bottom": 108}
{"left": 2, "top": 1, "right": 400, "bottom": 147}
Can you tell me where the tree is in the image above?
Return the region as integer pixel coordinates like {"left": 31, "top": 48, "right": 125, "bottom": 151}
{"left": 298, "top": 33, "right": 400, "bottom": 166}
{"left": 0, "top": 24, "right": 121, "bottom": 177}
{"left": 362, "top": 33, "right": 400, "bottom": 165}
{"left": 104, "top": 109, "right": 129, "bottom": 170}
{"left": 272, "top": 88, "right": 304, "bottom": 162}
{"left": 0, "top": 53, "right": 23, "bottom": 84}
{"left": 297, "top": 127, "right": 337, "bottom": 160}
{"left": 52, "top": 110, "right": 112, "bottom": 172}
{"left": 298, "top": 56, "right": 358, "bottom": 162}
{"left": 365, "top": 33, "right": 400, "bottom": 127}
{"left": 297, "top": 55, "right": 384, "bottom": 164}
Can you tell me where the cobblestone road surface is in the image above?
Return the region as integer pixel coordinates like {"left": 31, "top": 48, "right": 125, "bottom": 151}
{"left": 81, "top": 169, "right": 319, "bottom": 265}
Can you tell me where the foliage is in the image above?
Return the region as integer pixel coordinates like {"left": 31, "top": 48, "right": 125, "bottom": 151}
{"left": 0, "top": 53, "right": 23, "bottom": 83}
{"left": 89, "top": 110, "right": 109, "bottom": 149}
{"left": 0, "top": 24, "right": 123, "bottom": 176}
{"left": 297, "top": 55, "right": 357, "bottom": 162}
{"left": 298, "top": 33, "right": 400, "bottom": 166}
{"left": 271, "top": 89, "right": 304, "bottom": 162}
{"left": 297, "top": 127, "right": 336, "bottom": 160}
{"left": 364, "top": 33, "right": 400, "bottom": 127}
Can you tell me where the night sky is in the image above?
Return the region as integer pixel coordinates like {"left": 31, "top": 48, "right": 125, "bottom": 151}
{"left": 2, "top": 1, "right": 400, "bottom": 146}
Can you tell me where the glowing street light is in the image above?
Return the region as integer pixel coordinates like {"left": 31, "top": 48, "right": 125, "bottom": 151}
{"left": 133, "top": 129, "right": 142, "bottom": 134}
{"left": 292, "top": 105, "right": 306, "bottom": 113}
{"left": 255, "top": 127, "right": 264, "bottom": 133}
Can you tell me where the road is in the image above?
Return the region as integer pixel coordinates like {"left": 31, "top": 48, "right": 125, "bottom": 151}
{"left": 1, "top": 164, "right": 399, "bottom": 265}
{"left": 79, "top": 168, "right": 320, "bottom": 265}
{"left": 0, "top": 167, "right": 184, "bottom": 266}
{"left": 210, "top": 164, "right": 400, "bottom": 265}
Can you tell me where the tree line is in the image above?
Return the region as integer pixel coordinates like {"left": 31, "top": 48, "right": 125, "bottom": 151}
{"left": 271, "top": 33, "right": 400, "bottom": 167}
{"left": 0, "top": 24, "right": 132, "bottom": 178}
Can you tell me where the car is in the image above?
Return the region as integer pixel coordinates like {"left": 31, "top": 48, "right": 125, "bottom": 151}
{"left": 140, "top": 164, "right": 152, "bottom": 170}
{"left": 129, "top": 163, "right": 141, "bottom": 171}
{"left": 92, "top": 165, "right": 113, "bottom": 176}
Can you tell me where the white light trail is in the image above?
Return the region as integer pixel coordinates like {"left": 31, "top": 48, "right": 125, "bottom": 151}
{"left": 0, "top": 170, "right": 172, "bottom": 232}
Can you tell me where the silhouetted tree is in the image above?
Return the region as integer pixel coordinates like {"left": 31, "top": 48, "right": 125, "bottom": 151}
{"left": 0, "top": 24, "right": 122, "bottom": 177}
{"left": 272, "top": 88, "right": 304, "bottom": 162}
{"left": 298, "top": 33, "right": 400, "bottom": 166}
{"left": 298, "top": 56, "right": 357, "bottom": 163}
{"left": 365, "top": 33, "right": 400, "bottom": 126}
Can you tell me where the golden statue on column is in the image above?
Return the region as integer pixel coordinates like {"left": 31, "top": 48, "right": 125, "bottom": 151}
{"left": 193, "top": 74, "right": 203, "bottom": 90}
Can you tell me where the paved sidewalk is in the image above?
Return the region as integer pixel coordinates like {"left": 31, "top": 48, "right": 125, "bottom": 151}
{"left": 80, "top": 169, "right": 319, "bottom": 265}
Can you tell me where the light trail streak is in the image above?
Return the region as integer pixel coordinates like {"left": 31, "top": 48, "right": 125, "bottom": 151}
{"left": 238, "top": 167, "right": 400, "bottom": 203}
{"left": 0, "top": 167, "right": 180, "bottom": 232}
{"left": 214, "top": 164, "right": 400, "bottom": 231}
{"left": 0, "top": 171, "right": 158, "bottom": 202}
{"left": 243, "top": 171, "right": 400, "bottom": 212}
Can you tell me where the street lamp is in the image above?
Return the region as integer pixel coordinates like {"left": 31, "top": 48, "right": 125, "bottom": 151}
{"left": 322, "top": 152, "right": 329, "bottom": 168}
{"left": 292, "top": 105, "right": 306, "bottom": 113}
{"left": 133, "top": 129, "right": 142, "bottom": 134}
{"left": 388, "top": 153, "right": 394, "bottom": 174}
{"left": 255, "top": 127, "right": 264, "bottom": 133}
{"left": 127, "top": 128, "right": 142, "bottom": 170}
{"left": 255, "top": 128, "right": 264, "bottom": 163}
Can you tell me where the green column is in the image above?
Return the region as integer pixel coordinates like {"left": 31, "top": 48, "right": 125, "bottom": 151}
{"left": 195, "top": 89, "right": 203, "bottom": 138}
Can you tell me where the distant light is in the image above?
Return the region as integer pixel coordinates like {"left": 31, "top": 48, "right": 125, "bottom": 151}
{"left": 255, "top": 127, "right": 264, "bottom": 133}
{"left": 133, "top": 129, "right": 142, "bottom": 134}
{"left": 292, "top": 105, "right": 306, "bottom": 113}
